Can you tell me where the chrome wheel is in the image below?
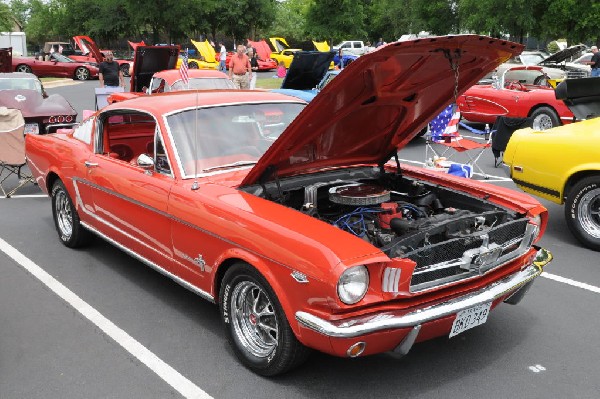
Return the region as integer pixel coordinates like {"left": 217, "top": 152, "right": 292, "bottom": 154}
{"left": 75, "top": 67, "right": 90, "bottom": 80}
{"left": 577, "top": 188, "right": 600, "bottom": 239}
{"left": 54, "top": 189, "right": 73, "bottom": 239}
{"left": 230, "top": 281, "right": 279, "bottom": 358}
{"left": 17, "top": 64, "right": 32, "bottom": 73}
{"left": 532, "top": 114, "right": 553, "bottom": 130}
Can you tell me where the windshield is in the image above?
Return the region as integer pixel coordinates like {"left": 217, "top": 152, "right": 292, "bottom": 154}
{"left": 51, "top": 53, "right": 75, "bottom": 63}
{"left": 166, "top": 102, "right": 305, "bottom": 178}
{"left": 518, "top": 53, "right": 545, "bottom": 65}
{"left": 0, "top": 77, "right": 42, "bottom": 93}
{"left": 170, "top": 78, "right": 235, "bottom": 91}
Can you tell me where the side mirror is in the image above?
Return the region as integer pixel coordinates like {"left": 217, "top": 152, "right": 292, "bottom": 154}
{"left": 136, "top": 153, "right": 154, "bottom": 169}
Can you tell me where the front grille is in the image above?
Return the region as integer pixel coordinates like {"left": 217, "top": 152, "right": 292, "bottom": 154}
{"left": 567, "top": 70, "right": 589, "bottom": 79}
{"left": 404, "top": 219, "right": 531, "bottom": 292}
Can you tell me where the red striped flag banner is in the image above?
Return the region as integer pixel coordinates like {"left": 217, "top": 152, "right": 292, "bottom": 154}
{"left": 179, "top": 49, "right": 189, "bottom": 85}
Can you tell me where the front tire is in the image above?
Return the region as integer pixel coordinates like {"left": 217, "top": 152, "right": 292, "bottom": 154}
{"left": 74, "top": 67, "right": 90, "bottom": 80}
{"left": 188, "top": 61, "right": 199, "bottom": 69}
{"left": 219, "top": 263, "right": 310, "bottom": 376}
{"left": 530, "top": 106, "right": 560, "bottom": 130}
{"left": 565, "top": 176, "right": 600, "bottom": 251}
{"left": 51, "top": 180, "right": 93, "bottom": 248}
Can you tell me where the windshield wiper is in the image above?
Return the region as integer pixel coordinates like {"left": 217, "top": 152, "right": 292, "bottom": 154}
{"left": 202, "top": 160, "right": 257, "bottom": 172}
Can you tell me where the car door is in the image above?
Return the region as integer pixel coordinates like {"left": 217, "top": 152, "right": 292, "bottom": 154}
{"left": 85, "top": 110, "right": 175, "bottom": 269}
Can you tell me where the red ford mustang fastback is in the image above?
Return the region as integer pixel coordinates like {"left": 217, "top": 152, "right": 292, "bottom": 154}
{"left": 25, "top": 35, "right": 552, "bottom": 376}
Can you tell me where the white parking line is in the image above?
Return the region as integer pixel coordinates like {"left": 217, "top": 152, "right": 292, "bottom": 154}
{"left": 0, "top": 237, "right": 213, "bottom": 399}
{"left": 1, "top": 194, "right": 47, "bottom": 199}
{"left": 541, "top": 272, "right": 600, "bottom": 294}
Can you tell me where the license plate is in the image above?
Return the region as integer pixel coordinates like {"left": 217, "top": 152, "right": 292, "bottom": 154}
{"left": 24, "top": 123, "right": 39, "bottom": 135}
{"left": 449, "top": 302, "right": 491, "bottom": 338}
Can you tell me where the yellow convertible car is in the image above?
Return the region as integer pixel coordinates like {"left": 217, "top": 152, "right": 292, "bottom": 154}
{"left": 503, "top": 78, "right": 600, "bottom": 250}
{"left": 175, "top": 39, "right": 218, "bottom": 70}
{"left": 268, "top": 37, "right": 301, "bottom": 68}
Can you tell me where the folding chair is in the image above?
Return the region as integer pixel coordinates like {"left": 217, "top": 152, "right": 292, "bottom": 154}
{"left": 425, "top": 104, "right": 493, "bottom": 179}
{"left": 0, "top": 108, "right": 35, "bottom": 198}
{"left": 491, "top": 116, "right": 533, "bottom": 167}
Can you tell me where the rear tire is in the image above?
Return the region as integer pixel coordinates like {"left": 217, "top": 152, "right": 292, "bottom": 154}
{"left": 16, "top": 64, "right": 32, "bottom": 73}
{"left": 51, "top": 180, "right": 93, "bottom": 248}
{"left": 219, "top": 263, "right": 311, "bottom": 376}
{"left": 530, "top": 106, "right": 560, "bottom": 130}
{"left": 564, "top": 176, "right": 600, "bottom": 251}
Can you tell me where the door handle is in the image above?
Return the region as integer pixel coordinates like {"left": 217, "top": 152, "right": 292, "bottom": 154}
{"left": 84, "top": 161, "right": 99, "bottom": 168}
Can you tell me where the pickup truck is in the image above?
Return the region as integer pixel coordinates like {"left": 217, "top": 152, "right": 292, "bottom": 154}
{"left": 332, "top": 40, "right": 374, "bottom": 56}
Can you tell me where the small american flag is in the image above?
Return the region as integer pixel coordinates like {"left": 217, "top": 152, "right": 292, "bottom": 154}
{"left": 429, "top": 104, "right": 460, "bottom": 140}
{"left": 179, "top": 49, "right": 189, "bottom": 85}
{"left": 443, "top": 109, "right": 461, "bottom": 136}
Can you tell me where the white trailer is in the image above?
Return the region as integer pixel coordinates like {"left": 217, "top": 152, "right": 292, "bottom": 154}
{"left": 0, "top": 32, "right": 27, "bottom": 56}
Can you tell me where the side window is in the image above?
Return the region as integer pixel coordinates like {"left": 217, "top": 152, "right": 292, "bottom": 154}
{"left": 154, "top": 129, "right": 171, "bottom": 175}
{"left": 73, "top": 118, "right": 94, "bottom": 144}
{"left": 341, "top": 42, "right": 350, "bottom": 49}
{"left": 353, "top": 42, "right": 361, "bottom": 48}
{"left": 150, "top": 78, "right": 165, "bottom": 94}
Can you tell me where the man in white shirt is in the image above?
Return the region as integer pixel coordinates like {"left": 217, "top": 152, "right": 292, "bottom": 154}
{"left": 219, "top": 41, "right": 227, "bottom": 73}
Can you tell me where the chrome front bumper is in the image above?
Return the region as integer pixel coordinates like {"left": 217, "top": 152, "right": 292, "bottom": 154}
{"left": 296, "top": 247, "right": 552, "bottom": 339}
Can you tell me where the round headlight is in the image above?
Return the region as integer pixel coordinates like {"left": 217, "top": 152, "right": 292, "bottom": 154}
{"left": 337, "top": 265, "right": 369, "bottom": 305}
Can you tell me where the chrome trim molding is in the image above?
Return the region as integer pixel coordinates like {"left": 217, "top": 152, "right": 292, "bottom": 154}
{"left": 382, "top": 267, "right": 402, "bottom": 293}
{"left": 295, "top": 248, "right": 551, "bottom": 338}
{"left": 81, "top": 221, "right": 215, "bottom": 303}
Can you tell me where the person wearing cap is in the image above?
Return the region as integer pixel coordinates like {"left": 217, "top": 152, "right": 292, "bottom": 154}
{"left": 588, "top": 46, "right": 600, "bottom": 77}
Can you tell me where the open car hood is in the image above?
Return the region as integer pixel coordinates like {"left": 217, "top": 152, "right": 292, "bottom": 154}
{"left": 191, "top": 40, "right": 217, "bottom": 64}
{"left": 248, "top": 39, "right": 272, "bottom": 61}
{"left": 130, "top": 45, "right": 179, "bottom": 93}
{"left": 540, "top": 44, "right": 586, "bottom": 65}
{"left": 128, "top": 40, "right": 146, "bottom": 51}
{"left": 555, "top": 77, "right": 600, "bottom": 120}
{"left": 280, "top": 51, "right": 336, "bottom": 90}
{"left": 241, "top": 35, "right": 523, "bottom": 186}
{"left": 73, "top": 35, "right": 104, "bottom": 63}
{"left": 269, "top": 37, "right": 299, "bottom": 53}
{"left": 313, "top": 41, "right": 331, "bottom": 52}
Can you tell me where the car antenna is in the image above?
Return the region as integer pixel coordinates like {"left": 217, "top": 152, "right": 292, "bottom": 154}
{"left": 192, "top": 89, "right": 199, "bottom": 190}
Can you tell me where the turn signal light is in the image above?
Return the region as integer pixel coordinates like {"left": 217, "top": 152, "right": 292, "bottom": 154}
{"left": 347, "top": 342, "right": 366, "bottom": 357}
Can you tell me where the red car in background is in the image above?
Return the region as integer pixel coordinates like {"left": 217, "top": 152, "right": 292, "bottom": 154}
{"left": 71, "top": 35, "right": 132, "bottom": 77}
{"left": 225, "top": 39, "right": 277, "bottom": 71}
{"left": 458, "top": 66, "right": 574, "bottom": 130}
{"left": 12, "top": 52, "right": 99, "bottom": 80}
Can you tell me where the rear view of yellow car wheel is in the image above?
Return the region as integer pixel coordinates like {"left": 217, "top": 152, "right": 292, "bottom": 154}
{"left": 565, "top": 176, "right": 600, "bottom": 251}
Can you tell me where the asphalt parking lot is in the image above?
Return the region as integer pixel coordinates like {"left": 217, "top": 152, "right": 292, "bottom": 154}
{"left": 1, "top": 79, "right": 599, "bottom": 398}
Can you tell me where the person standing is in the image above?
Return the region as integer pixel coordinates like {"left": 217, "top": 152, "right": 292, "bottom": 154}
{"left": 99, "top": 52, "right": 124, "bottom": 89}
{"left": 588, "top": 46, "right": 600, "bottom": 78}
{"left": 218, "top": 41, "right": 227, "bottom": 73}
{"left": 248, "top": 47, "right": 259, "bottom": 89}
{"left": 228, "top": 45, "right": 251, "bottom": 89}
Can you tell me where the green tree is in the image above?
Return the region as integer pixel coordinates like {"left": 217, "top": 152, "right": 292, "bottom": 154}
{"left": 536, "top": 0, "right": 600, "bottom": 44}
{"left": 0, "top": 3, "right": 13, "bottom": 31}
{"left": 306, "top": 0, "right": 367, "bottom": 43}
{"left": 369, "top": 0, "right": 422, "bottom": 42}
{"left": 413, "top": 0, "right": 459, "bottom": 35}
{"left": 270, "top": 0, "right": 310, "bottom": 40}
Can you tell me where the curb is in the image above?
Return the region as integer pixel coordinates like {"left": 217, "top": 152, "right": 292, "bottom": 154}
{"left": 43, "top": 80, "right": 84, "bottom": 88}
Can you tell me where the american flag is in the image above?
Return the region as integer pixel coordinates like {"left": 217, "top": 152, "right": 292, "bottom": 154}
{"left": 179, "top": 49, "right": 189, "bottom": 85}
{"left": 429, "top": 104, "right": 460, "bottom": 140}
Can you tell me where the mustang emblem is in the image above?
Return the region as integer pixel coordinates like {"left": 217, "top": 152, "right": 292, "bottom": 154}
{"left": 460, "top": 235, "right": 503, "bottom": 274}
{"left": 15, "top": 94, "right": 27, "bottom": 102}
{"left": 193, "top": 254, "right": 206, "bottom": 271}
